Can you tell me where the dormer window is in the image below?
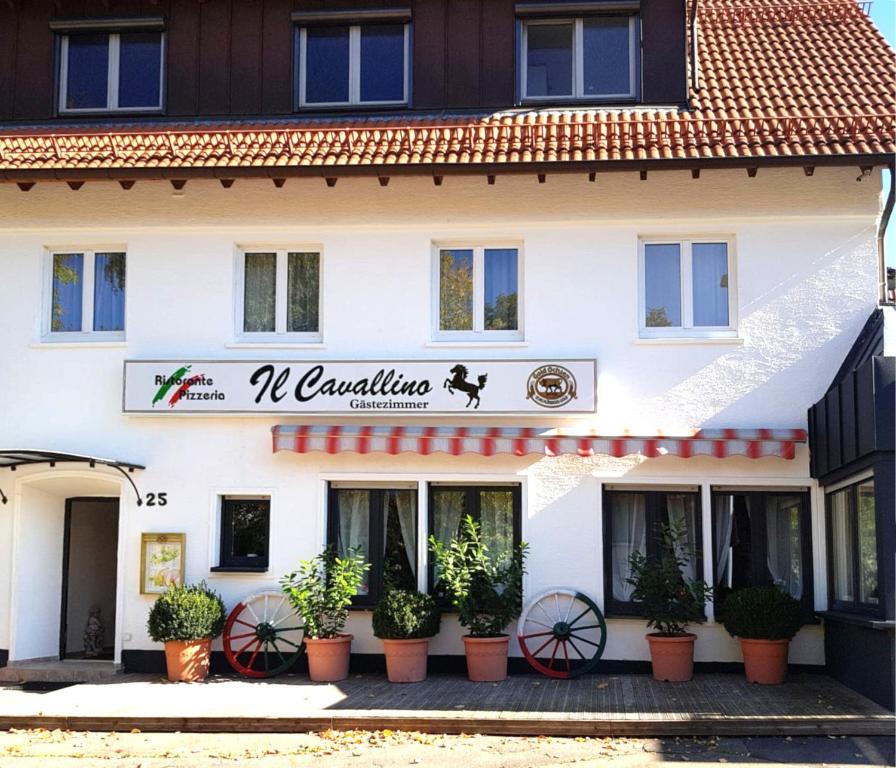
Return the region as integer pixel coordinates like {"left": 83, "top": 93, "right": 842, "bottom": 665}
{"left": 296, "top": 22, "right": 409, "bottom": 108}
{"left": 58, "top": 29, "right": 164, "bottom": 113}
{"left": 521, "top": 16, "right": 638, "bottom": 102}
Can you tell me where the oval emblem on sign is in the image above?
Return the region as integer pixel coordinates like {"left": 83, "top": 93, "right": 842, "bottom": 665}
{"left": 526, "top": 365, "right": 578, "bottom": 408}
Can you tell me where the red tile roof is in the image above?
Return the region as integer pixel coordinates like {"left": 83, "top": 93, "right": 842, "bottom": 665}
{"left": 0, "top": 0, "right": 893, "bottom": 180}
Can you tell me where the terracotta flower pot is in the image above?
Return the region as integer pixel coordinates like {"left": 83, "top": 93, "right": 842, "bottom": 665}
{"left": 382, "top": 638, "right": 430, "bottom": 683}
{"left": 646, "top": 633, "right": 696, "bottom": 682}
{"left": 305, "top": 634, "right": 352, "bottom": 682}
{"left": 463, "top": 635, "right": 509, "bottom": 682}
{"left": 164, "top": 638, "right": 211, "bottom": 682}
{"left": 740, "top": 638, "right": 790, "bottom": 684}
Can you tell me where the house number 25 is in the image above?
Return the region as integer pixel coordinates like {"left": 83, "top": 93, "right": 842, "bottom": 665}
{"left": 145, "top": 492, "right": 168, "bottom": 507}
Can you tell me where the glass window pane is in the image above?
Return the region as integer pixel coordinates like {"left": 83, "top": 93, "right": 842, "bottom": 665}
{"left": 644, "top": 243, "right": 681, "bottom": 327}
{"left": 93, "top": 252, "right": 125, "bottom": 332}
{"left": 118, "top": 32, "right": 162, "bottom": 108}
{"left": 335, "top": 489, "right": 371, "bottom": 595}
{"left": 51, "top": 253, "right": 84, "bottom": 332}
{"left": 483, "top": 248, "right": 518, "bottom": 331}
{"left": 243, "top": 253, "right": 276, "bottom": 333}
{"left": 439, "top": 249, "right": 474, "bottom": 331}
{"left": 526, "top": 23, "right": 573, "bottom": 97}
{"left": 383, "top": 490, "right": 416, "bottom": 591}
{"left": 765, "top": 495, "right": 803, "bottom": 599}
{"left": 692, "top": 243, "right": 730, "bottom": 327}
{"left": 829, "top": 489, "right": 854, "bottom": 603}
{"left": 65, "top": 34, "right": 109, "bottom": 109}
{"left": 858, "top": 481, "right": 878, "bottom": 604}
{"left": 664, "top": 494, "right": 698, "bottom": 581}
{"left": 287, "top": 252, "right": 320, "bottom": 333}
{"left": 479, "top": 490, "right": 514, "bottom": 563}
{"left": 609, "top": 493, "right": 647, "bottom": 601}
{"left": 227, "top": 500, "right": 269, "bottom": 561}
{"left": 583, "top": 17, "right": 631, "bottom": 96}
{"left": 305, "top": 26, "right": 350, "bottom": 103}
{"left": 431, "top": 489, "right": 466, "bottom": 589}
{"left": 360, "top": 24, "right": 405, "bottom": 102}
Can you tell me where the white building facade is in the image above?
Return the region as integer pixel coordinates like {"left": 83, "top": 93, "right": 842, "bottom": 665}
{"left": 0, "top": 165, "right": 884, "bottom": 671}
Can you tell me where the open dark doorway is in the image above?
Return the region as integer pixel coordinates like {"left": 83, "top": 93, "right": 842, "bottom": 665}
{"left": 60, "top": 498, "right": 119, "bottom": 661}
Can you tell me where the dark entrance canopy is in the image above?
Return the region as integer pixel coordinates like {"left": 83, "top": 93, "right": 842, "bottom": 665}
{"left": 0, "top": 450, "right": 145, "bottom": 504}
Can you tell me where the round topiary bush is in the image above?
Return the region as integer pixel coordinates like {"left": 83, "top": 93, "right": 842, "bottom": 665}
{"left": 372, "top": 589, "right": 441, "bottom": 640}
{"left": 721, "top": 586, "right": 803, "bottom": 641}
{"left": 147, "top": 582, "right": 226, "bottom": 643}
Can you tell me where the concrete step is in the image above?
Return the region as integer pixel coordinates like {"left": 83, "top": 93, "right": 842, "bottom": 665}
{"left": 0, "top": 660, "right": 122, "bottom": 684}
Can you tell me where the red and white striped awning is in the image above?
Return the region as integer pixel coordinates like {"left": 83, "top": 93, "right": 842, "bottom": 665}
{"left": 271, "top": 426, "right": 807, "bottom": 460}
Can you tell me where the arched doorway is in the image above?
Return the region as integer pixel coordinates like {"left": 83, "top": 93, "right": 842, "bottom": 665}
{"left": 9, "top": 471, "right": 123, "bottom": 664}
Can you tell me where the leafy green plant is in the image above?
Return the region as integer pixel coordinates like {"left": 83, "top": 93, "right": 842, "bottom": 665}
{"left": 721, "top": 586, "right": 804, "bottom": 641}
{"left": 280, "top": 546, "right": 370, "bottom": 639}
{"left": 146, "top": 582, "right": 226, "bottom": 643}
{"left": 372, "top": 589, "right": 441, "bottom": 640}
{"left": 429, "top": 515, "right": 528, "bottom": 638}
{"left": 626, "top": 521, "right": 711, "bottom": 636}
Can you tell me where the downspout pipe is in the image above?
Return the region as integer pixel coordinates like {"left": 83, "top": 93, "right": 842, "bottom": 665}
{"left": 690, "top": 0, "right": 700, "bottom": 93}
{"left": 879, "top": 162, "right": 896, "bottom": 305}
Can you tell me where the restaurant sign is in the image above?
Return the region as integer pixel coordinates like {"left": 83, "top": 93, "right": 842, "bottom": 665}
{"left": 123, "top": 359, "right": 597, "bottom": 415}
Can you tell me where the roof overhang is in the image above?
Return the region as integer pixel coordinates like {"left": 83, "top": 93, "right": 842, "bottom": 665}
{"left": 0, "top": 450, "right": 145, "bottom": 505}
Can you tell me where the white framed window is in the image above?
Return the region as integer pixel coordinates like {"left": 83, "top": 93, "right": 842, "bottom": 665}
{"left": 297, "top": 23, "right": 409, "bottom": 107}
{"left": 638, "top": 238, "right": 737, "bottom": 339}
{"left": 432, "top": 244, "right": 523, "bottom": 341}
{"left": 42, "top": 250, "right": 126, "bottom": 341}
{"left": 59, "top": 31, "right": 165, "bottom": 113}
{"left": 521, "top": 16, "right": 638, "bottom": 102}
{"left": 236, "top": 248, "right": 322, "bottom": 342}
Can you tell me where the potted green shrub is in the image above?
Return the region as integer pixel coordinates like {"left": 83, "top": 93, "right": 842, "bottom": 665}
{"left": 280, "top": 546, "right": 369, "bottom": 682}
{"left": 627, "top": 522, "right": 711, "bottom": 682}
{"left": 373, "top": 589, "right": 441, "bottom": 683}
{"left": 429, "top": 515, "right": 528, "bottom": 682}
{"left": 721, "top": 586, "right": 804, "bottom": 684}
{"left": 146, "top": 582, "right": 226, "bottom": 682}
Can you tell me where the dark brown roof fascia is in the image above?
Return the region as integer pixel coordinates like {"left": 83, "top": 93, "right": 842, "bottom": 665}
{"left": 2, "top": 152, "right": 893, "bottom": 185}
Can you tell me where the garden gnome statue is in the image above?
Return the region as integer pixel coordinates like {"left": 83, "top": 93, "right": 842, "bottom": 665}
{"left": 83, "top": 607, "right": 104, "bottom": 657}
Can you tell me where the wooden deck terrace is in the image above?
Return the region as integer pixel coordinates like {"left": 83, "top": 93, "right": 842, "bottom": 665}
{"left": 0, "top": 671, "right": 892, "bottom": 736}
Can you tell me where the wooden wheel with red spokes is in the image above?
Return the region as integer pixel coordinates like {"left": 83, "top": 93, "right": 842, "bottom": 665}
{"left": 223, "top": 591, "right": 304, "bottom": 678}
{"left": 517, "top": 588, "right": 606, "bottom": 678}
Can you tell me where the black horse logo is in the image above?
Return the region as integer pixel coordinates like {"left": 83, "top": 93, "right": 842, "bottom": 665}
{"left": 444, "top": 364, "right": 487, "bottom": 409}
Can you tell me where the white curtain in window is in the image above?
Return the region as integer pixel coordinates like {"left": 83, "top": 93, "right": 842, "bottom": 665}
{"left": 337, "top": 490, "right": 370, "bottom": 594}
{"left": 433, "top": 491, "right": 464, "bottom": 544}
{"left": 830, "top": 490, "right": 854, "bottom": 602}
{"left": 480, "top": 490, "right": 514, "bottom": 562}
{"left": 387, "top": 490, "right": 417, "bottom": 577}
{"left": 432, "top": 491, "right": 465, "bottom": 583}
{"left": 765, "top": 496, "right": 802, "bottom": 599}
{"left": 714, "top": 494, "right": 735, "bottom": 588}
{"left": 667, "top": 494, "right": 697, "bottom": 582}
{"left": 243, "top": 253, "right": 276, "bottom": 332}
{"left": 611, "top": 493, "right": 646, "bottom": 601}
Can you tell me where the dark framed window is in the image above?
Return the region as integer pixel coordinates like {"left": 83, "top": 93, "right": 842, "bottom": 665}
{"left": 216, "top": 497, "right": 270, "bottom": 571}
{"left": 602, "top": 487, "right": 703, "bottom": 616}
{"left": 296, "top": 22, "right": 409, "bottom": 107}
{"left": 327, "top": 485, "right": 417, "bottom": 606}
{"left": 826, "top": 476, "right": 878, "bottom": 614}
{"left": 59, "top": 31, "right": 164, "bottom": 113}
{"left": 427, "top": 484, "right": 522, "bottom": 598}
{"left": 711, "top": 489, "right": 813, "bottom": 617}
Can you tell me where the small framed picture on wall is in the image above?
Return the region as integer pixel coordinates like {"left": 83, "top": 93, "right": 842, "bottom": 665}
{"left": 140, "top": 533, "right": 185, "bottom": 594}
